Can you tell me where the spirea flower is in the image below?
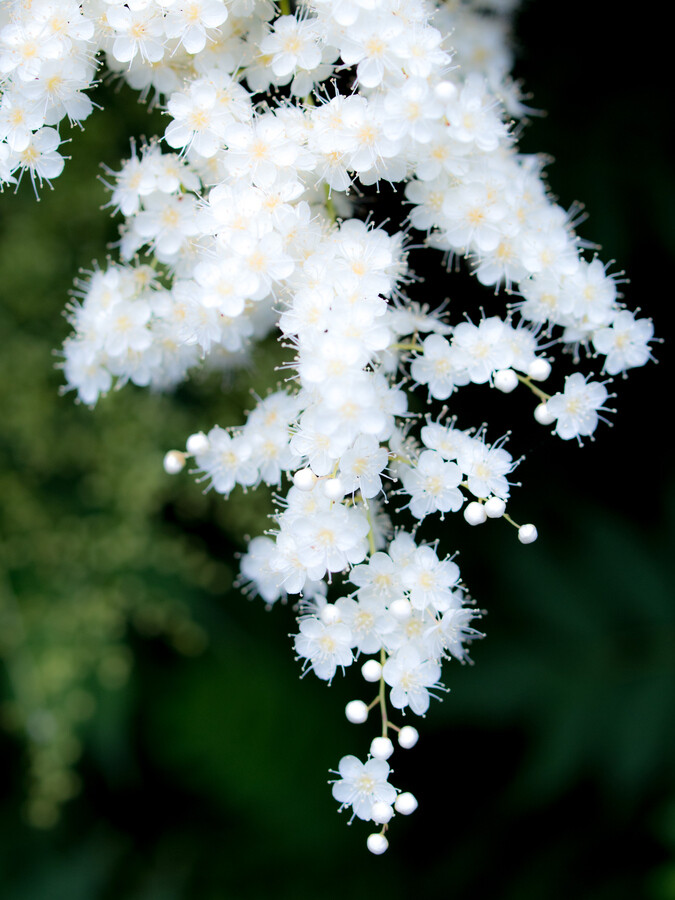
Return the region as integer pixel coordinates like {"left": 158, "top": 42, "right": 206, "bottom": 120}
{"left": 331, "top": 755, "right": 397, "bottom": 821}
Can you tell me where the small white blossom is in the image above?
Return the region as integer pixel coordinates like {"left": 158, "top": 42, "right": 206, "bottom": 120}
{"left": 331, "top": 755, "right": 397, "bottom": 821}
{"left": 382, "top": 645, "right": 442, "bottom": 715}
{"left": 546, "top": 373, "right": 609, "bottom": 441}
{"left": 295, "top": 616, "right": 353, "bottom": 682}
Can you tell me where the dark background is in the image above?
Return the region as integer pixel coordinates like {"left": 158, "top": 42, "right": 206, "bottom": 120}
{"left": 0, "top": 1, "right": 673, "bottom": 897}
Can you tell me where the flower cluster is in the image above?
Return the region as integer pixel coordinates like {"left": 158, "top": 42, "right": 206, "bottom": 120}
{"left": 3, "top": 0, "right": 655, "bottom": 852}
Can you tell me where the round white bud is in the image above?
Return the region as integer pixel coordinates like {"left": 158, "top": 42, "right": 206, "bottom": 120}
{"left": 370, "top": 802, "right": 394, "bottom": 825}
{"left": 464, "top": 501, "right": 487, "bottom": 526}
{"left": 518, "top": 523, "right": 538, "bottom": 544}
{"left": 528, "top": 358, "right": 552, "bottom": 382}
{"left": 370, "top": 736, "right": 394, "bottom": 760}
{"left": 186, "top": 432, "right": 209, "bottom": 456}
{"left": 322, "top": 477, "right": 344, "bottom": 500}
{"left": 366, "top": 833, "right": 389, "bottom": 855}
{"left": 361, "top": 659, "right": 383, "bottom": 683}
{"left": 320, "top": 603, "right": 340, "bottom": 625}
{"left": 493, "top": 368, "right": 518, "bottom": 393}
{"left": 345, "top": 700, "right": 368, "bottom": 724}
{"left": 293, "top": 468, "right": 317, "bottom": 492}
{"left": 484, "top": 496, "right": 506, "bottom": 518}
{"left": 434, "top": 80, "right": 457, "bottom": 101}
{"left": 534, "top": 402, "right": 556, "bottom": 425}
{"left": 398, "top": 726, "right": 419, "bottom": 749}
{"left": 389, "top": 598, "right": 412, "bottom": 622}
{"left": 163, "top": 450, "right": 185, "bottom": 475}
{"left": 394, "top": 792, "right": 418, "bottom": 815}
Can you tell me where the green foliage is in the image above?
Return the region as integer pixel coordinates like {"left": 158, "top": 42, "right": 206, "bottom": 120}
{"left": 0, "top": 86, "right": 280, "bottom": 826}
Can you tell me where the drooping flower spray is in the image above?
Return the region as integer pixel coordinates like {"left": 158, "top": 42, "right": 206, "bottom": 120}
{"left": 1, "top": 0, "right": 654, "bottom": 852}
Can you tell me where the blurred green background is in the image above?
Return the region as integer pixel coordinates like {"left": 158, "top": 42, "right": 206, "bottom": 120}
{"left": 1, "top": 2, "right": 674, "bottom": 897}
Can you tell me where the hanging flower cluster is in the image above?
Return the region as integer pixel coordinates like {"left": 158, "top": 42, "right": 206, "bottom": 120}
{"left": 2, "top": 0, "right": 654, "bottom": 852}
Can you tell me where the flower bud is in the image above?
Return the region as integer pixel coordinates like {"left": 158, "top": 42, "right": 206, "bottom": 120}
{"left": 370, "top": 736, "right": 394, "bottom": 760}
{"left": 389, "top": 598, "right": 412, "bottom": 621}
{"left": 293, "top": 468, "right": 317, "bottom": 491}
{"left": 435, "top": 80, "right": 457, "bottom": 101}
{"left": 394, "top": 792, "right": 418, "bottom": 815}
{"left": 494, "top": 368, "right": 518, "bottom": 393}
{"left": 361, "top": 659, "right": 382, "bottom": 682}
{"left": 534, "top": 402, "right": 556, "bottom": 425}
{"left": 528, "top": 358, "right": 552, "bottom": 381}
{"left": 345, "top": 700, "right": 368, "bottom": 724}
{"left": 320, "top": 603, "right": 340, "bottom": 625}
{"left": 464, "top": 501, "right": 487, "bottom": 525}
{"left": 398, "top": 726, "right": 419, "bottom": 749}
{"left": 186, "top": 432, "right": 209, "bottom": 455}
{"left": 322, "top": 477, "right": 344, "bottom": 500}
{"left": 163, "top": 450, "right": 185, "bottom": 474}
{"left": 518, "top": 523, "right": 538, "bottom": 544}
{"left": 371, "top": 802, "right": 394, "bottom": 825}
{"left": 367, "top": 833, "right": 389, "bottom": 855}
{"left": 484, "top": 497, "right": 506, "bottom": 518}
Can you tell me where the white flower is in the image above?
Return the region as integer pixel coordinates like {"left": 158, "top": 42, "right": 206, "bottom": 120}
{"left": 0, "top": 91, "right": 45, "bottom": 152}
{"left": 401, "top": 450, "right": 463, "bottom": 520}
{"left": 240, "top": 536, "right": 286, "bottom": 605}
{"left": 193, "top": 426, "right": 258, "bottom": 495}
{"left": 382, "top": 645, "right": 442, "bottom": 715}
{"left": 420, "top": 422, "right": 472, "bottom": 461}
{"left": 331, "top": 755, "right": 397, "bottom": 821}
{"left": 223, "top": 112, "right": 300, "bottom": 189}
{"left": 339, "top": 435, "right": 389, "bottom": 499}
{"left": 294, "top": 616, "right": 353, "bottom": 681}
{"left": 592, "top": 311, "right": 654, "bottom": 375}
{"left": 382, "top": 78, "right": 442, "bottom": 144}
{"left": 132, "top": 192, "right": 200, "bottom": 259}
{"left": 559, "top": 259, "right": 617, "bottom": 327}
{"left": 390, "top": 23, "right": 449, "bottom": 79}
{"left": 441, "top": 182, "right": 507, "bottom": 254}
{"left": 292, "top": 503, "right": 370, "bottom": 578}
{"left": 443, "top": 74, "right": 508, "bottom": 152}
{"left": 102, "top": 299, "right": 152, "bottom": 357}
{"left": 440, "top": 608, "right": 482, "bottom": 662}
{"left": 339, "top": 15, "right": 405, "bottom": 88}
{"left": 106, "top": 5, "right": 166, "bottom": 64}
{"left": 164, "top": 0, "right": 229, "bottom": 55}
{"left": 349, "top": 551, "right": 402, "bottom": 604}
{"left": 456, "top": 438, "right": 514, "bottom": 500}
{"left": 259, "top": 15, "right": 322, "bottom": 78}
{"left": 334, "top": 595, "right": 395, "bottom": 655}
{"left": 0, "top": 20, "right": 58, "bottom": 82}
{"left": 165, "top": 81, "right": 230, "bottom": 158}
{"left": 518, "top": 272, "right": 566, "bottom": 326}
{"left": 13, "top": 124, "right": 62, "bottom": 181}
{"left": 546, "top": 373, "right": 609, "bottom": 441}
{"left": 451, "top": 317, "right": 513, "bottom": 384}
{"left": 401, "top": 545, "right": 460, "bottom": 613}
{"left": 61, "top": 339, "right": 113, "bottom": 405}
{"left": 410, "top": 334, "right": 462, "bottom": 400}
{"left": 520, "top": 221, "right": 579, "bottom": 278}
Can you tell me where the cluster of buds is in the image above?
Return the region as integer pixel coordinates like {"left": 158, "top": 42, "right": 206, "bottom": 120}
{"left": 2, "top": 0, "right": 654, "bottom": 852}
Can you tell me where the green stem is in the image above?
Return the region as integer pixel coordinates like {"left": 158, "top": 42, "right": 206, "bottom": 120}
{"left": 516, "top": 372, "right": 551, "bottom": 403}
{"left": 503, "top": 512, "right": 521, "bottom": 530}
{"left": 379, "top": 648, "right": 388, "bottom": 738}
{"left": 388, "top": 452, "right": 412, "bottom": 466}
{"left": 392, "top": 341, "right": 423, "bottom": 353}
{"left": 365, "top": 503, "right": 377, "bottom": 556}
{"left": 323, "top": 183, "right": 338, "bottom": 223}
